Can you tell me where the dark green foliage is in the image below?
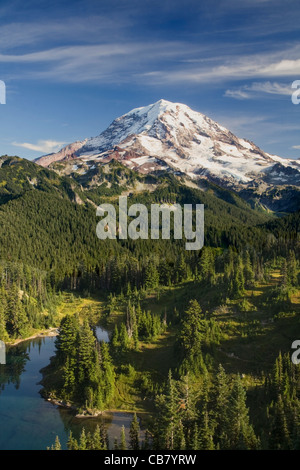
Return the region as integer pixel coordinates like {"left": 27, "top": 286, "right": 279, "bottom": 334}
{"left": 55, "top": 314, "right": 79, "bottom": 362}
{"left": 54, "top": 315, "right": 115, "bottom": 410}
{"left": 120, "top": 425, "right": 127, "bottom": 450}
{"left": 226, "top": 376, "right": 259, "bottom": 449}
{"left": 66, "top": 424, "right": 108, "bottom": 450}
{"left": 1, "top": 156, "right": 299, "bottom": 451}
{"left": 177, "top": 300, "right": 206, "bottom": 376}
{"left": 0, "top": 155, "right": 285, "bottom": 298}
{"left": 129, "top": 413, "right": 140, "bottom": 450}
{"left": 152, "top": 366, "right": 259, "bottom": 450}
{"left": 0, "top": 260, "right": 59, "bottom": 340}
{"left": 264, "top": 352, "right": 300, "bottom": 450}
{"left": 176, "top": 300, "right": 221, "bottom": 376}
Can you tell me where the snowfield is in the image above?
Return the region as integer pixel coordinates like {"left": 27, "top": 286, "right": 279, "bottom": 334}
{"left": 35, "top": 99, "right": 300, "bottom": 187}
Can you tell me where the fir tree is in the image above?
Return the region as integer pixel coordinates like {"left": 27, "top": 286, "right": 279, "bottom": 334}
{"left": 213, "top": 364, "right": 230, "bottom": 448}
{"left": 227, "top": 376, "right": 259, "bottom": 450}
{"left": 53, "top": 436, "right": 61, "bottom": 450}
{"left": 129, "top": 413, "right": 140, "bottom": 450}
{"left": 269, "top": 395, "right": 291, "bottom": 450}
{"left": 178, "top": 300, "right": 205, "bottom": 375}
{"left": 120, "top": 425, "right": 127, "bottom": 450}
{"left": 79, "top": 428, "right": 88, "bottom": 450}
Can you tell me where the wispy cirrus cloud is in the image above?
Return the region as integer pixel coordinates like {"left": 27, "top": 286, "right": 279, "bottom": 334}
{"left": 0, "top": 0, "right": 299, "bottom": 161}
{"left": 1, "top": 1, "right": 300, "bottom": 87}
{"left": 0, "top": 29, "right": 300, "bottom": 86}
{"left": 225, "top": 81, "right": 294, "bottom": 99}
{"left": 145, "top": 54, "right": 300, "bottom": 85}
{"left": 135, "top": 43, "right": 300, "bottom": 86}
{"left": 12, "top": 140, "right": 66, "bottom": 153}
{"left": 0, "top": 41, "right": 204, "bottom": 83}
{"left": 224, "top": 88, "right": 251, "bottom": 100}
{"left": 0, "top": 15, "right": 132, "bottom": 52}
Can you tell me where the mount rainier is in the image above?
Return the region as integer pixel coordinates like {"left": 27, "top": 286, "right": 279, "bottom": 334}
{"left": 36, "top": 99, "right": 300, "bottom": 189}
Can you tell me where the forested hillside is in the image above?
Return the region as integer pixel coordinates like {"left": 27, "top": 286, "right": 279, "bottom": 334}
{"left": 0, "top": 155, "right": 299, "bottom": 450}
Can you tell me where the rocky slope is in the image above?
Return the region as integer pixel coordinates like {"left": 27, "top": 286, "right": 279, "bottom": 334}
{"left": 35, "top": 99, "right": 300, "bottom": 189}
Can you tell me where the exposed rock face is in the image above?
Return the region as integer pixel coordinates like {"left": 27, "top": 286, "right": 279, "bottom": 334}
{"left": 35, "top": 99, "right": 300, "bottom": 188}
{"left": 35, "top": 140, "right": 87, "bottom": 167}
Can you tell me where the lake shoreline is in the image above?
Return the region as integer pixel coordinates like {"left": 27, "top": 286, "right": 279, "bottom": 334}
{"left": 44, "top": 395, "right": 140, "bottom": 420}
{"left": 5, "top": 327, "right": 59, "bottom": 347}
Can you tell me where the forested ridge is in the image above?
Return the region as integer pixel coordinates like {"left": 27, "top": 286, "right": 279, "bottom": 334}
{"left": 0, "top": 155, "right": 299, "bottom": 450}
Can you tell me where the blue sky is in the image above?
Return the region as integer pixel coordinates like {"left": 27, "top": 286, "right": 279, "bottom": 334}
{"left": 1, "top": 0, "right": 300, "bottom": 159}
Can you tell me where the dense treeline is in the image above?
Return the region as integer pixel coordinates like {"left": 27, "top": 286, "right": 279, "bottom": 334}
{"left": 1, "top": 156, "right": 299, "bottom": 450}
{"left": 52, "top": 351, "right": 300, "bottom": 450}
{"left": 0, "top": 260, "right": 59, "bottom": 340}
{"left": 263, "top": 352, "right": 300, "bottom": 449}
{"left": 51, "top": 414, "right": 142, "bottom": 450}
{"left": 53, "top": 315, "right": 115, "bottom": 410}
{"left": 96, "top": 247, "right": 299, "bottom": 317}
{"left": 110, "top": 302, "right": 166, "bottom": 353}
{"left": 152, "top": 367, "right": 259, "bottom": 450}
{"left": 1, "top": 156, "right": 298, "bottom": 293}
{"left": 43, "top": 249, "right": 299, "bottom": 450}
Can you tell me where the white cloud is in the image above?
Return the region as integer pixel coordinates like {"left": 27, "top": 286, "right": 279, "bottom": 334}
{"left": 137, "top": 46, "right": 300, "bottom": 85}
{"left": 0, "top": 41, "right": 198, "bottom": 83}
{"left": 225, "top": 81, "right": 294, "bottom": 99}
{"left": 291, "top": 145, "right": 300, "bottom": 149}
{"left": 250, "top": 82, "right": 293, "bottom": 95}
{"left": 1, "top": 24, "right": 300, "bottom": 87}
{"left": 12, "top": 140, "right": 65, "bottom": 153}
{"left": 224, "top": 89, "right": 251, "bottom": 99}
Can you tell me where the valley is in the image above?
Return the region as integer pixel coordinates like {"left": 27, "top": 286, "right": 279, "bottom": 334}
{"left": 0, "top": 101, "right": 299, "bottom": 451}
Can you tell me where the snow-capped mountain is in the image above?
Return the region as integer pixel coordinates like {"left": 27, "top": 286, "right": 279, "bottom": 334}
{"left": 35, "top": 99, "right": 300, "bottom": 187}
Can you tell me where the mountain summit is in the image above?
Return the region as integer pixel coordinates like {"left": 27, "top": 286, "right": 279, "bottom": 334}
{"left": 35, "top": 99, "right": 300, "bottom": 187}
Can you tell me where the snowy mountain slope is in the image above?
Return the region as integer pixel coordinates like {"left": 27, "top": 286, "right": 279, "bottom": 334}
{"left": 35, "top": 99, "right": 300, "bottom": 187}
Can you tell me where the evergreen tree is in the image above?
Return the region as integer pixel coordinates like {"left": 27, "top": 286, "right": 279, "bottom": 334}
{"left": 269, "top": 395, "right": 291, "bottom": 450}
{"left": 213, "top": 364, "right": 230, "bottom": 448}
{"left": 0, "top": 287, "right": 7, "bottom": 340}
{"left": 179, "top": 374, "right": 197, "bottom": 449}
{"left": 67, "top": 431, "right": 78, "bottom": 450}
{"left": 119, "top": 322, "right": 130, "bottom": 351}
{"left": 120, "top": 425, "right": 127, "bottom": 450}
{"left": 199, "top": 407, "right": 214, "bottom": 450}
{"left": 287, "top": 251, "right": 298, "bottom": 287}
{"left": 55, "top": 314, "right": 79, "bottom": 363}
{"left": 145, "top": 263, "right": 159, "bottom": 290}
{"left": 53, "top": 436, "right": 61, "bottom": 450}
{"left": 227, "top": 376, "right": 259, "bottom": 450}
{"left": 158, "top": 370, "right": 181, "bottom": 450}
{"left": 77, "top": 320, "right": 97, "bottom": 391}
{"left": 129, "top": 413, "right": 140, "bottom": 450}
{"left": 243, "top": 251, "right": 255, "bottom": 288}
{"left": 178, "top": 300, "right": 205, "bottom": 375}
{"left": 79, "top": 428, "right": 88, "bottom": 450}
{"left": 62, "top": 355, "right": 76, "bottom": 400}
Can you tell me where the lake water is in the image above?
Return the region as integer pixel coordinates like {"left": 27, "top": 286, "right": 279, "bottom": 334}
{"left": 0, "top": 328, "right": 134, "bottom": 450}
